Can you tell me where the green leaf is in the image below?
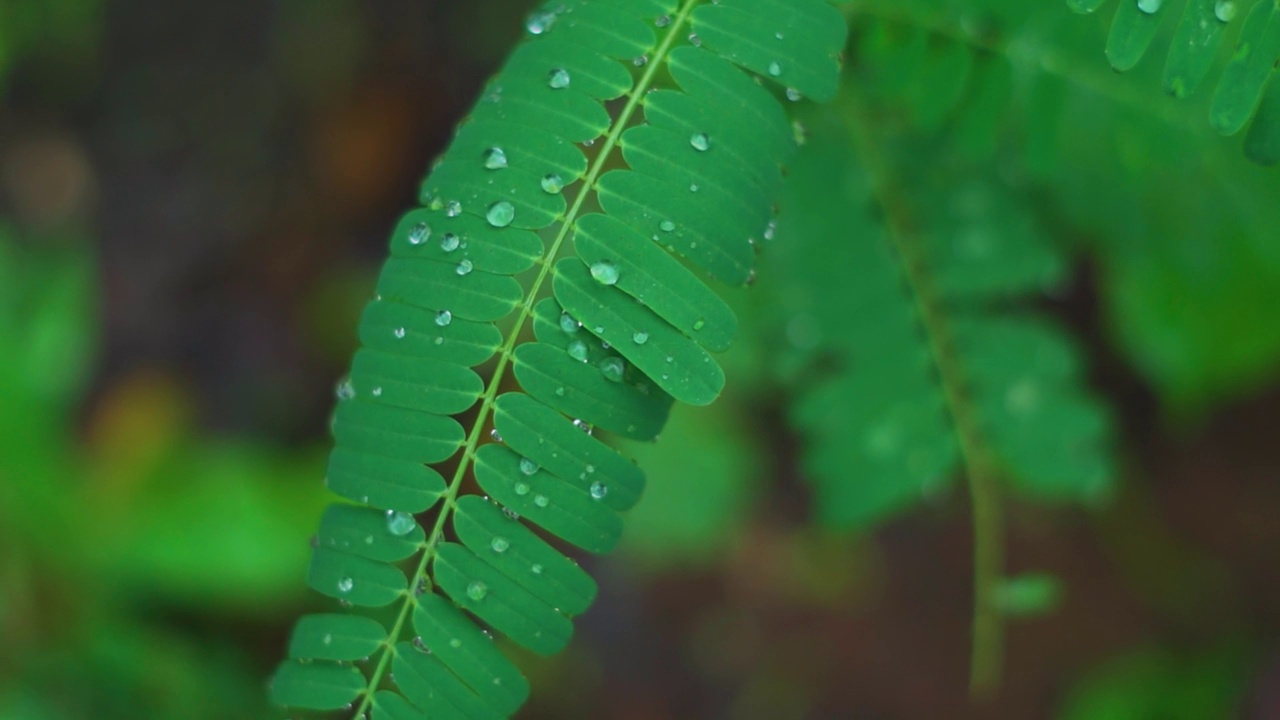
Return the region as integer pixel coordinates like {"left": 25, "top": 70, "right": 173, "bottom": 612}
{"left": 1244, "top": 76, "right": 1280, "bottom": 165}
{"left": 493, "top": 391, "right": 645, "bottom": 512}
{"left": 432, "top": 543, "right": 574, "bottom": 656}
{"left": 1105, "top": 0, "right": 1168, "bottom": 72}
{"left": 453, "top": 496, "right": 598, "bottom": 615}
{"left": 413, "top": 592, "right": 531, "bottom": 714}
{"left": 288, "top": 613, "right": 388, "bottom": 661}
{"left": 278, "top": 0, "right": 849, "bottom": 715}
{"left": 269, "top": 660, "right": 366, "bottom": 710}
{"left": 392, "top": 642, "right": 504, "bottom": 720}
{"left": 307, "top": 547, "right": 407, "bottom": 607}
{"left": 473, "top": 444, "right": 623, "bottom": 554}
{"left": 373, "top": 690, "right": 426, "bottom": 720}
{"left": 1162, "top": 0, "right": 1231, "bottom": 99}
{"left": 316, "top": 503, "right": 425, "bottom": 563}
{"left": 1210, "top": 1, "right": 1280, "bottom": 135}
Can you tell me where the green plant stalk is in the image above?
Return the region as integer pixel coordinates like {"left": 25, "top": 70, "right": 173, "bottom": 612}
{"left": 346, "top": 2, "right": 701, "bottom": 716}
{"left": 841, "top": 89, "right": 1007, "bottom": 698}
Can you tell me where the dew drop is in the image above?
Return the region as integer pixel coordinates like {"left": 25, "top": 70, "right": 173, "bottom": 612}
{"left": 590, "top": 260, "right": 620, "bottom": 285}
{"left": 598, "top": 356, "right": 625, "bottom": 383}
{"left": 689, "top": 183, "right": 699, "bottom": 192}
{"left": 531, "top": 563, "right": 544, "bottom": 575}
{"left": 693, "top": 318, "right": 706, "bottom": 331}
{"left": 449, "top": 638, "right": 463, "bottom": 649}
{"left": 491, "top": 536, "right": 510, "bottom": 553}
{"left": 514, "top": 482, "right": 531, "bottom": 496}
{"left": 786, "top": 88, "right": 803, "bottom": 102}
{"left": 688, "top": 32, "right": 702, "bottom": 47}
{"left": 490, "top": 428, "right": 504, "bottom": 443}
{"left": 633, "top": 331, "right": 649, "bottom": 345}
{"left": 763, "top": 220, "right": 778, "bottom": 241}
{"left": 371, "top": 386, "right": 382, "bottom": 397}
{"left": 660, "top": 220, "right": 675, "bottom": 232}
{"left": 768, "top": 60, "right": 783, "bottom": 77}
{"left": 633, "top": 55, "right": 649, "bottom": 67}
{"left": 568, "top": 340, "right": 590, "bottom": 362}
{"left": 386, "top": 510, "right": 416, "bottom": 536}
{"left": 486, "top": 201, "right": 515, "bottom": 228}
{"left": 541, "top": 173, "right": 564, "bottom": 194}
{"left": 690, "top": 132, "right": 711, "bottom": 151}
{"left": 655, "top": 14, "right": 672, "bottom": 27}
{"left": 533, "top": 494, "right": 550, "bottom": 508}
{"left": 1214, "top": 0, "right": 1236, "bottom": 21}
{"left": 322, "top": 633, "right": 333, "bottom": 646}
{"left": 548, "top": 68, "right": 571, "bottom": 89}
{"left": 502, "top": 507, "right": 520, "bottom": 520}
{"left": 526, "top": 10, "right": 556, "bottom": 35}
{"left": 445, "top": 200, "right": 462, "bottom": 217}
{"left": 440, "top": 233, "right": 461, "bottom": 252}
{"left": 589, "top": 482, "right": 609, "bottom": 500}
{"left": 408, "top": 222, "right": 431, "bottom": 245}
{"left": 1137, "top": 0, "right": 1161, "bottom": 12}
{"left": 456, "top": 259, "right": 474, "bottom": 276}
{"left": 560, "top": 312, "right": 580, "bottom": 334}
{"left": 519, "top": 457, "right": 540, "bottom": 476}
{"left": 466, "top": 581, "right": 488, "bottom": 601}
{"left": 435, "top": 310, "right": 453, "bottom": 327}
{"left": 483, "top": 147, "right": 508, "bottom": 170}
{"left": 337, "top": 577, "right": 354, "bottom": 594}
{"left": 335, "top": 379, "right": 356, "bottom": 401}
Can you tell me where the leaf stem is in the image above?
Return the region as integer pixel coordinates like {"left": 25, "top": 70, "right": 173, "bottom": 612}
{"left": 346, "top": 3, "right": 702, "bottom": 716}
{"left": 840, "top": 89, "right": 1006, "bottom": 698}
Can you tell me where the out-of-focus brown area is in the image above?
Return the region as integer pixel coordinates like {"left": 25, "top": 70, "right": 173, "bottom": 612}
{"left": 2, "top": 2, "right": 1278, "bottom": 719}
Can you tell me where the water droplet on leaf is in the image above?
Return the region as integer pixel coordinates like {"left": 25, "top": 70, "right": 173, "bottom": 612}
{"left": 690, "top": 132, "right": 711, "bottom": 151}
{"left": 590, "top": 260, "right": 619, "bottom": 285}
{"left": 466, "top": 581, "right": 488, "bottom": 601}
{"left": 408, "top": 222, "right": 431, "bottom": 245}
{"left": 386, "top": 510, "right": 416, "bottom": 536}
{"left": 598, "top": 356, "right": 625, "bottom": 382}
{"left": 483, "top": 147, "right": 508, "bottom": 170}
{"left": 486, "top": 201, "right": 515, "bottom": 228}
{"left": 548, "top": 68, "right": 571, "bottom": 89}
{"left": 541, "top": 174, "right": 564, "bottom": 194}
{"left": 456, "top": 259, "right": 474, "bottom": 276}
{"left": 435, "top": 310, "right": 453, "bottom": 327}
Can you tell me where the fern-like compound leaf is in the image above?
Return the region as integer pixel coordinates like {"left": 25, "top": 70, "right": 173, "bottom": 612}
{"left": 1078, "top": 0, "right": 1280, "bottom": 156}
{"left": 774, "top": 113, "right": 1115, "bottom": 528}
{"left": 270, "top": 1, "right": 848, "bottom": 717}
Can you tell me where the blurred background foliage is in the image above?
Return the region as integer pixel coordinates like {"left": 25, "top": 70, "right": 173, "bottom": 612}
{"left": 0, "top": 0, "right": 1278, "bottom": 718}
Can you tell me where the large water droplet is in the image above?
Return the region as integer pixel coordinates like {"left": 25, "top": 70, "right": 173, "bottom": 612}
{"left": 786, "top": 88, "right": 803, "bottom": 102}
{"left": 560, "top": 312, "right": 580, "bottom": 334}
{"left": 486, "top": 201, "right": 515, "bottom": 228}
{"left": 655, "top": 14, "right": 672, "bottom": 27}
{"left": 408, "top": 222, "right": 431, "bottom": 245}
{"left": 526, "top": 10, "right": 556, "bottom": 34}
{"left": 690, "top": 132, "right": 711, "bottom": 152}
{"left": 548, "top": 68, "right": 571, "bottom": 89}
{"left": 633, "top": 331, "right": 649, "bottom": 345}
{"left": 445, "top": 200, "right": 462, "bottom": 217}
{"left": 589, "top": 482, "right": 608, "bottom": 500}
{"left": 660, "top": 220, "right": 675, "bottom": 232}
{"left": 590, "top": 260, "right": 620, "bottom": 285}
{"left": 483, "top": 147, "right": 508, "bottom": 170}
{"left": 386, "top": 510, "right": 416, "bottom": 536}
{"left": 1137, "top": 0, "right": 1161, "bottom": 12}
{"left": 490, "top": 428, "right": 504, "bottom": 443}
{"left": 456, "top": 259, "right": 474, "bottom": 276}
{"left": 514, "top": 482, "right": 531, "bottom": 496}
{"left": 519, "top": 457, "right": 540, "bottom": 476}
{"left": 541, "top": 174, "right": 564, "bottom": 194}
{"left": 491, "top": 536, "right": 510, "bottom": 553}
{"left": 633, "top": 55, "right": 649, "bottom": 67}
{"left": 687, "top": 32, "right": 702, "bottom": 47}
{"left": 337, "top": 577, "right": 354, "bottom": 593}
{"left": 531, "top": 563, "right": 544, "bottom": 575}
{"left": 768, "top": 60, "right": 783, "bottom": 77}
{"left": 1214, "top": 0, "right": 1236, "bottom": 21}
{"left": 568, "top": 340, "right": 589, "bottom": 363}
{"left": 598, "top": 356, "right": 625, "bottom": 383}
{"left": 466, "top": 580, "right": 488, "bottom": 601}
{"left": 335, "top": 379, "right": 356, "bottom": 401}
{"left": 533, "top": 494, "right": 550, "bottom": 508}
{"left": 393, "top": 327, "right": 407, "bottom": 339}
{"left": 435, "top": 310, "right": 453, "bottom": 327}
{"left": 440, "top": 233, "right": 461, "bottom": 252}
